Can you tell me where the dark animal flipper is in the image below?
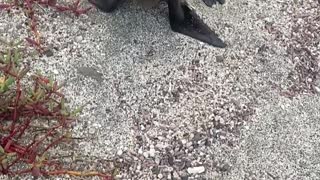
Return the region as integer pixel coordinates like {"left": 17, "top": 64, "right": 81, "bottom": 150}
{"left": 89, "top": 0, "right": 119, "bottom": 12}
{"left": 169, "top": 2, "right": 226, "bottom": 48}
{"left": 202, "top": 0, "right": 225, "bottom": 7}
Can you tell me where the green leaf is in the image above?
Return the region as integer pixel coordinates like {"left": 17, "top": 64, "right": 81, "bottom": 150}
{"left": 71, "top": 103, "right": 88, "bottom": 116}
{"left": 35, "top": 89, "right": 45, "bottom": 101}
{"left": 0, "top": 77, "right": 15, "bottom": 93}
{"left": 49, "top": 78, "right": 54, "bottom": 89}
{"left": 13, "top": 48, "right": 22, "bottom": 64}
{"left": 4, "top": 49, "right": 11, "bottom": 64}
{"left": 5, "top": 76, "right": 15, "bottom": 87}
{"left": 0, "top": 146, "right": 5, "bottom": 154}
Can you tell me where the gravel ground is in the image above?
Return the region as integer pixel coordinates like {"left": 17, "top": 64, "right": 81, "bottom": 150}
{"left": 0, "top": 0, "right": 319, "bottom": 179}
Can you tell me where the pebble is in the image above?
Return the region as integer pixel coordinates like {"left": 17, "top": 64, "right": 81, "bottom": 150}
{"left": 156, "top": 142, "right": 167, "bottom": 149}
{"left": 117, "top": 149, "right": 123, "bottom": 156}
{"left": 181, "top": 139, "right": 187, "bottom": 144}
{"left": 75, "top": 36, "right": 83, "bottom": 42}
{"left": 187, "top": 166, "right": 205, "bottom": 174}
{"left": 52, "top": 69, "right": 59, "bottom": 75}
{"left": 219, "top": 163, "right": 231, "bottom": 172}
{"left": 173, "top": 171, "right": 180, "bottom": 179}
{"left": 150, "top": 148, "right": 156, "bottom": 157}
{"left": 88, "top": 127, "right": 95, "bottom": 134}
{"left": 314, "top": 86, "right": 320, "bottom": 94}
{"left": 143, "top": 151, "right": 149, "bottom": 158}
{"left": 157, "top": 173, "right": 163, "bottom": 179}
{"left": 140, "top": 125, "right": 145, "bottom": 130}
{"left": 155, "top": 157, "right": 160, "bottom": 164}
{"left": 186, "top": 142, "right": 193, "bottom": 147}
{"left": 216, "top": 55, "right": 224, "bottom": 63}
{"left": 43, "top": 48, "right": 54, "bottom": 57}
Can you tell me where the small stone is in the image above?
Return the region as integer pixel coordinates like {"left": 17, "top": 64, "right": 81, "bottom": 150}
{"left": 216, "top": 55, "right": 224, "bottom": 63}
{"left": 166, "top": 167, "right": 174, "bottom": 172}
{"left": 192, "top": 132, "right": 202, "bottom": 141}
{"left": 76, "top": 36, "right": 83, "bottom": 42}
{"left": 43, "top": 48, "right": 54, "bottom": 57}
{"left": 173, "top": 171, "right": 180, "bottom": 179}
{"left": 314, "top": 86, "right": 320, "bottom": 94}
{"left": 143, "top": 151, "right": 149, "bottom": 158}
{"left": 136, "top": 164, "right": 141, "bottom": 171}
{"left": 151, "top": 166, "right": 160, "bottom": 174}
{"left": 79, "top": 25, "right": 87, "bottom": 31}
{"left": 219, "top": 163, "right": 231, "bottom": 172}
{"left": 156, "top": 142, "right": 167, "bottom": 149}
{"left": 155, "top": 157, "right": 160, "bottom": 164}
{"left": 150, "top": 148, "right": 155, "bottom": 157}
{"left": 117, "top": 149, "right": 123, "bottom": 156}
{"left": 77, "top": 67, "right": 103, "bottom": 82}
{"left": 52, "top": 69, "right": 59, "bottom": 75}
{"left": 158, "top": 136, "right": 165, "bottom": 140}
{"left": 115, "top": 174, "right": 123, "bottom": 179}
{"left": 219, "top": 118, "right": 225, "bottom": 125}
{"left": 88, "top": 128, "right": 95, "bottom": 134}
{"left": 140, "top": 125, "right": 145, "bottom": 130}
{"left": 168, "top": 155, "right": 174, "bottom": 165}
{"left": 16, "top": 24, "right": 24, "bottom": 30}
{"left": 186, "top": 142, "right": 193, "bottom": 147}
{"left": 211, "top": 171, "right": 220, "bottom": 177}
{"left": 187, "top": 166, "right": 205, "bottom": 174}
{"left": 157, "top": 173, "right": 163, "bottom": 179}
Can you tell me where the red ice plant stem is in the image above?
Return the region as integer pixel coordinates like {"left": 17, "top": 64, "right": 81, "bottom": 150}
{"left": 0, "top": 0, "right": 92, "bottom": 52}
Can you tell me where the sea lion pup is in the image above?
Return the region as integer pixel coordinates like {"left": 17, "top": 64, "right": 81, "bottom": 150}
{"left": 89, "top": 0, "right": 226, "bottom": 48}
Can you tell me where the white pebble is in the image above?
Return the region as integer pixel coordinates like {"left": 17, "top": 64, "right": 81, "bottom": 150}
{"left": 88, "top": 128, "right": 95, "bottom": 134}
{"left": 150, "top": 148, "right": 156, "bottom": 157}
{"left": 173, "top": 171, "right": 179, "bottom": 179}
{"left": 143, "top": 151, "right": 149, "bottom": 158}
{"left": 155, "top": 157, "right": 160, "bottom": 164}
{"left": 117, "top": 149, "right": 123, "bottom": 156}
{"left": 187, "top": 166, "right": 205, "bottom": 174}
{"left": 186, "top": 142, "right": 193, "bottom": 147}
{"left": 76, "top": 36, "right": 83, "bottom": 42}
{"left": 157, "top": 174, "right": 163, "bottom": 179}
{"left": 52, "top": 69, "right": 59, "bottom": 74}
{"left": 181, "top": 139, "right": 187, "bottom": 144}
